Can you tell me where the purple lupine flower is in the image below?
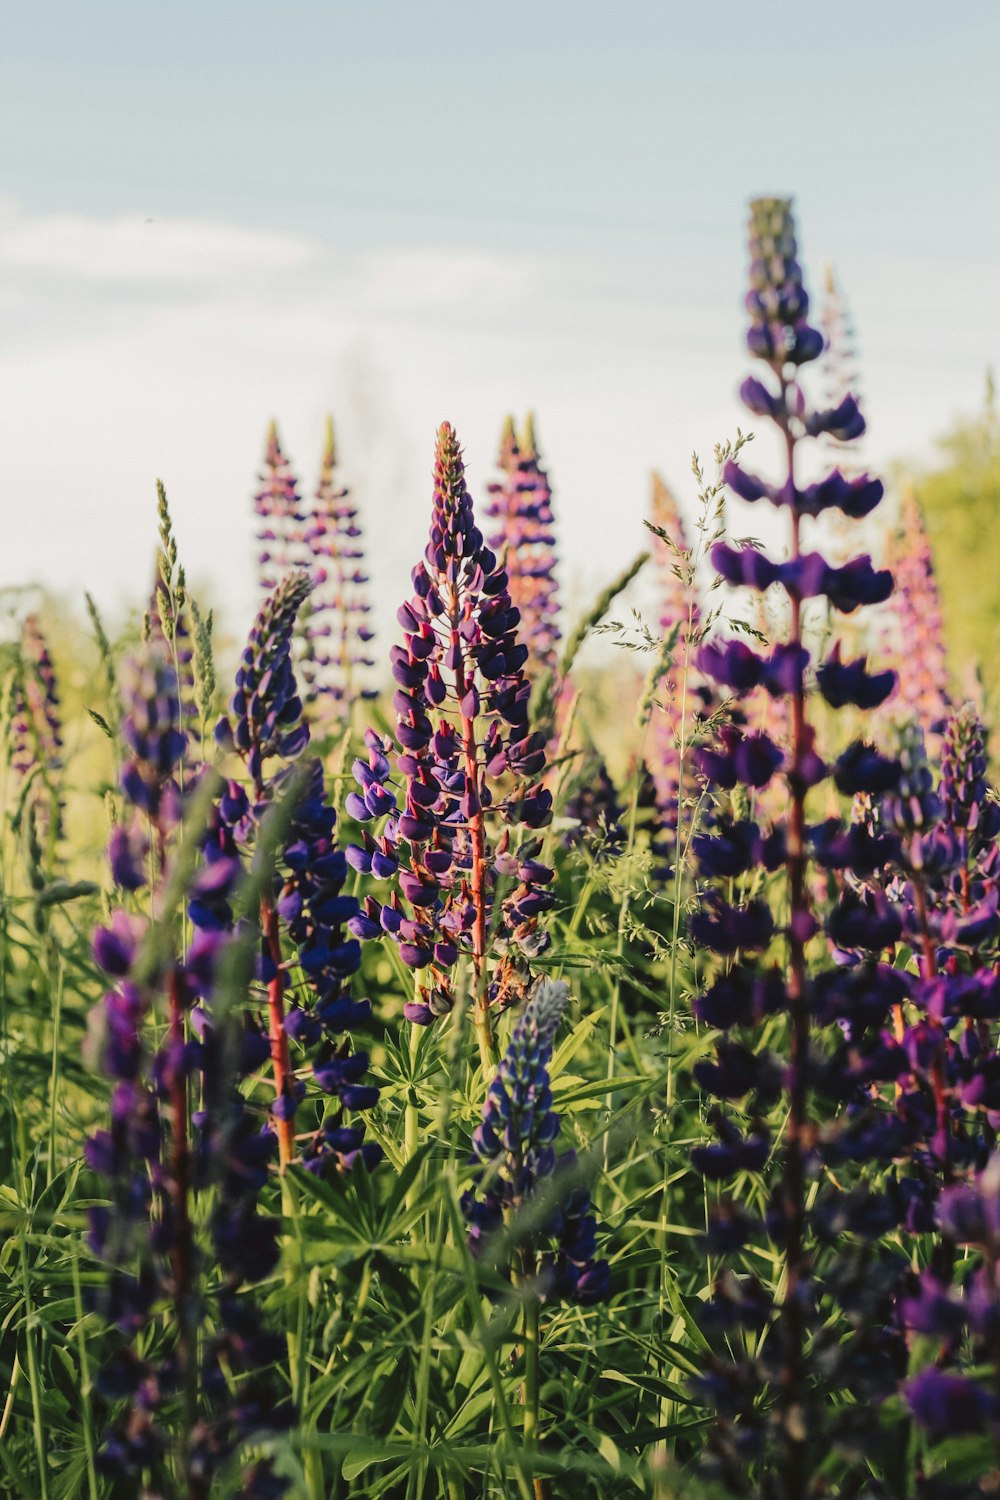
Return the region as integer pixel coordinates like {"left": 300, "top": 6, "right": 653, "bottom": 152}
{"left": 222, "top": 569, "right": 312, "bottom": 790}
{"left": 348, "top": 422, "right": 554, "bottom": 1072}
{"left": 644, "top": 471, "right": 714, "bottom": 857}
{"left": 297, "top": 415, "right": 376, "bottom": 728}
{"left": 485, "top": 414, "right": 561, "bottom": 679}
{"left": 253, "top": 420, "right": 303, "bottom": 594}
{"left": 461, "top": 979, "right": 609, "bottom": 1305}
{"left": 819, "top": 265, "right": 864, "bottom": 453}
{"left": 689, "top": 198, "right": 909, "bottom": 1491}
{"left": 216, "top": 573, "right": 379, "bottom": 1172}
{"left": 561, "top": 757, "right": 626, "bottom": 860}
{"left": 9, "top": 613, "right": 64, "bottom": 843}
{"left": 146, "top": 556, "right": 200, "bottom": 775}
{"left": 817, "top": 265, "right": 866, "bottom": 566}
{"left": 86, "top": 644, "right": 289, "bottom": 1493}
{"left": 902, "top": 1151, "right": 1000, "bottom": 1445}
{"left": 11, "top": 614, "right": 63, "bottom": 775}
{"left": 882, "top": 486, "right": 951, "bottom": 742}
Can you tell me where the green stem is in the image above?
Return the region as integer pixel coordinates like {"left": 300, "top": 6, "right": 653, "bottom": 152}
{"left": 46, "top": 940, "right": 63, "bottom": 1184}
{"left": 17, "top": 1231, "right": 49, "bottom": 1500}
{"left": 70, "top": 1241, "right": 100, "bottom": 1500}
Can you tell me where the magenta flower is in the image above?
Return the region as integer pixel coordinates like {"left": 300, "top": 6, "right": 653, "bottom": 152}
{"left": 298, "top": 415, "right": 376, "bottom": 727}
{"left": 349, "top": 422, "right": 554, "bottom": 1072}
{"left": 485, "top": 414, "right": 561, "bottom": 679}
{"left": 253, "top": 419, "right": 303, "bottom": 594}
{"left": 882, "top": 485, "right": 951, "bottom": 741}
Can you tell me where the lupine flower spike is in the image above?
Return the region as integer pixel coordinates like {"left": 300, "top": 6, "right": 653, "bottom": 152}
{"left": 216, "top": 570, "right": 380, "bottom": 1172}
{"left": 254, "top": 420, "right": 303, "bottom": 593}
{"left": 10, "top": 613, "right": 64, "bottom": 846}
{"left": 87, "top": 646, "right": 288, "bottom": 1496}
{"left": 299, "top": 415, "right": 376, "bottom": 727}
{"left": 691, "top": 197, "right": 900, "bottom": 1493}
{"left": 485, "top": 414, "right": 561, "bottom": 680}
{"left": 462, "top": 977, "right": 608, "bottom": 1466}
{"left": 882, "top": 483, "right": 951, "bottom": 742}
{"left": 348, "top": 422, "right": 554, "bottom": 1074}
{"left": 463, "top": 978, "right": 609, "bottom": 1302}
{"left": 644, "top": 471, "right": 710, "bottom": 859}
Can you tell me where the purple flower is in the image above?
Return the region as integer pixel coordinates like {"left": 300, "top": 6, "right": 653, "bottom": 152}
{"left": 905, "top": 1367, "right": 996, "bottom": 1439}
{"left": 348, "top": 423, "right": 554, "bottom": 1066}
{"left": 816, "top": 646, "right": 895, "bottom": 710}
{"left": 297, "top": 416, "right": 376, "bottom": 727}
{"left": 462, "top": 980, "right": 608, "bottom": 1305}
{"left": 484, "top": 414, "right": 561, "bottom": 679}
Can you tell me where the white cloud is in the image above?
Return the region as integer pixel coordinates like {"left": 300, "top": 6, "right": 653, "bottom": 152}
{"left": 0, "top": 199, "right": 318, "bottom": 283}
{"left": 2, "top": 199, "right": 996, "bottom": 668}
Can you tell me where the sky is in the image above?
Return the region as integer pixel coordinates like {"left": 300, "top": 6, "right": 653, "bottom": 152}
{"left": 3, "top": 1, "right": 998, "bottom": 650}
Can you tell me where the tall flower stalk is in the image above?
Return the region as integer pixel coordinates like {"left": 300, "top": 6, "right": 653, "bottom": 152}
{"left": 691, "top": 197, "right": 897, "bottom": 1493}
{"left": 254, "top": 420, "right": 303, "bottom": 594}
{"left": 86, "top": 646, "right": 288, "bottom": 1497}
{"left": 462, "top": 979, "right": 608, "bottom": 1488}
{"left": 644, "top": 469, "right": 712, "bottom": 859}
{"left": 348, "top": 422, "right": 554, "bottom": 1078}
{"left": 299, "top": 415, "right": 376, "bottom": 728}
{"left": 217, "top": 570, "right": 379, "bottom": 1172}
{"left": 485, "top": 414, "right": 561, "bottom": 680}
{"left": 883, "top": 484, "right": 951, "bottom": 741}
{"left": 10, "top": 613, "right": 64, "bottom": 852}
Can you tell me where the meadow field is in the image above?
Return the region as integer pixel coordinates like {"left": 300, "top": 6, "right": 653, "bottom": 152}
{"left": 4, "top": 196, "right": 1000, "bottom": 1500}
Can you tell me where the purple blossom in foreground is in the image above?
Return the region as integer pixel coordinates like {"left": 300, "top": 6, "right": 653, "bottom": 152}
{"left": 485, "top": 414, "right": 561, "bottom": 679}
{"left": 216, "top": 571, "right": 379, "bottom": 1173}
{"left": 86, "top": 646, "right": 289, "bottom": 1497}
{"left": 461, "top": 979, "right": 609, "bottom": 1305}
{"left": 689, "top": 197, "right": 907, "bottom": 1495}
{"left": 298, "top": 415, "right": 376, "bottom": 727}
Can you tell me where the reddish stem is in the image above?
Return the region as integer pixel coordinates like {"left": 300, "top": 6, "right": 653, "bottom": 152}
{"left": 777, "top": 395, "right": 810, "bottom": 1499}
{"left": 262, "top": 895, "right": 296, "bottom": 1168}
{"left": 166, "top": 964, "right": 200, "bottom": 1489}
{"left": 448, "top": 586, "right": 496, "bottom": 1073}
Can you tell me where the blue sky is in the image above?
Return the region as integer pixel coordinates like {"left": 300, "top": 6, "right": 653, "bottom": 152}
{"left": 3, "top": 2, "right": 997, "bottom": 644}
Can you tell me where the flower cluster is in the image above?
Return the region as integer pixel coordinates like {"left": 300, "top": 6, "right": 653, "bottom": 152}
{"left": 298, "top": 415, "right": 376, "bottom": 726}
{"left": 903, "top": 1155, "right": 1000, "bottom": 1439}
{"left": 10, "top": 614, "right": 63, "bottom": 779}
{"left": 221, "top": 569, "right": 312, "bottom": 789}
{"left": 484, "top": 414, "right": 561, "bottom": 679}
{"left": 561, "top": 756, "right": 625, "bottom": 860}
{"left": 882, "top": 485, "right": 952, "bottom": 742}
{"left": 461, "top": 979, "right": 609, "bottom": 1305}
{"left": 254, "top": 420, "right": 303, "bottom": 593}
{"left": 644, "top": 471, "right": 712, "bottom": 852}
{"left": 216, "top": 570, "right": 380, "bottom": 1172}
{"left": 347, "top": 422, "right": 554, "bottom": 1069}
{"left": 10, "top": 613, "right": 64, "bottom": 846}
{"left": 86, "top": 646, "right": 288, "bottom": 1497}
{"left": 689, "top": 198, "right": 908, "bottom": 1492}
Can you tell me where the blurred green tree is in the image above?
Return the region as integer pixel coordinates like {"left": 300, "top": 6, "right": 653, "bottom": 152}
{"left": 912, "top": 374, "right": 1000, "bottom": 711}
